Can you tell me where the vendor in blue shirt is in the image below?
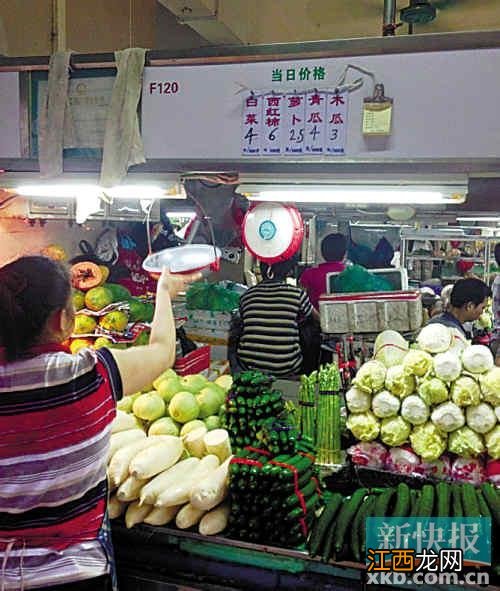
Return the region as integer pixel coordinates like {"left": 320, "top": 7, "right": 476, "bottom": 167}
{"left": 428, "top": 278, "right": 491, "bottom": 337}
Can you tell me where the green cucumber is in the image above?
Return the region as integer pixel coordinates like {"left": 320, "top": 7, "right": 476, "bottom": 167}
{"left": 409, "top": 489, "right": 420, "bottom": 517}
{"left": 476, "top": 489, "right": 492, "bottom": 519}
{"left": 436, "top": 482, "right": 450, "bottom": 518}
{"left": 481, "top": 483, "right": 500, "bottom": 525}
{"left": 308, "top": 493, "right": 343, "bottom": 557}
{"left": 451, "top": 484, "right": 463, "bottom": 518}
{"left": 334, "top": 488, "right": 368, "bottom": 553}
{"left": 415, "top": 485, "right": 435, "bottom": 518}
{"left": 373, "top": 487, "right": 396, "bottom": 517}
{"left": 462, "top": 483, "right": 481, "bottom": 518}
{"left": 361, "top": 494, "right": 379, "bottom": 557}
{"left": 351, "top": 494, "right": 375, "bottom": 562}
{"left": 392, "top": 483, "right": 411, "bottom": 517}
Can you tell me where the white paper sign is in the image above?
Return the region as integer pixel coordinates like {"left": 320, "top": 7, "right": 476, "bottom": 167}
{"left": 304, "top": 91, "right": 327, "bottom": 155}
{"left": 241, "top": 94, "right": 262, "bottom": 155}
{"left": 261, "top": 93, "right": 284, "bottom": 155}
{"left": 325, "top": 91, "right": 348, "bottom": 155}
{"left": 282, "top": 93, "right": 306, "bottom": 155}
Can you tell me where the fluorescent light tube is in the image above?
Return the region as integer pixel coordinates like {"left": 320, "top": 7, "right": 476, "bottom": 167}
{"left": 240, "top": 185, "right": 466, "bottom": 205}
{"left": 456, "top": 216, "right": 500, "bottom": 223}
{"left": 15, "top": 183, "right": 186, "bottom": 200}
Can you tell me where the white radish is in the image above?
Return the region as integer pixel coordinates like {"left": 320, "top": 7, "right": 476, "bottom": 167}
{"left": 144, "top": 505, "right": 182, "bottom": 526}
{"left": 111, "top": 410, "right": 143, "bottom": 434}
{"left": 203, "top": 429, "right": 231, "bottom": 462}
{"left": 117, "top": 475, "right": 149, "bottom": 502}
{"left": 108, "top": 435, "right": 180, "bottom": 488}
{"left": 156, "top": 454, "right": 220, "bottom": 508}
{"left": 175, "top": 502, "right": 206, "bottom": 529}
{"left": 107, "top": 429, "right": 146, "bottom": 463}
{"left": 108, "top": 494, "right": 127, "bottom": 519}
{"left": 129, "top": 436, "right": 183, "bottom": 479}
{"left": 198, "top": 502, "right": 230, "bottom": 536}
{"left": 125, "top": 500, "right": 152, "bottom": 528}
{"left": 184, "top": 427, "right": 208, "bottom": 458}
{"left": 139, "top": 457, "right": 200, "bottom": 506}
{"left": 190, "top": 456, "right": 232, "bottom": 511}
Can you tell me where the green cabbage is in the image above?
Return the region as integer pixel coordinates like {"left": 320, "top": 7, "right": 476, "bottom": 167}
{"left": 430, "top": 401, "right": 465, "bottom": 432}
{"left": 403, "top": 350, "right": 433, "bottom": 378}
{"left": 485, "top": 425, "right": 500, "bottom": 460}
{"left": 418, "top": 377, "right": 449, "bottom": 406}
{"left": 410, "top": 422, "right": 447, "bottom": 461}
{"left": 450, "top": 376, "right": 481, "bottom": 407}
{"left": 353, "top": 360, "right": 387, "bottom": 394}
{"left": 401, "top": 395, "right": 430, "bottom": 425}
{"left": 346, "top": 411, "right": 380, "bottom": 441}
{"left": 345, "top": 386, "right": 372, "bottom": 413}
{"left": 374, "top": 330, "right": 409, "bottom": 368}
{"left": 433, "top": 352, "right": 462, "bottom": 382}
{"left": 380, "top": 416, "right": 411, "bottom": 447}
{"left": 448, "top": 426, "right": 485, "bottom": 458}
{"left": 479, "top": 368, "right": 500, "bottom": 406}
{"left": 462, "top": 345, "right": 494, "bottom": 374}
{"left": 385, "top": 365, "right": 416, "bottom": 398}
{"left": 416, "top": 324, "right": 452, "bottom": 354}
{"left": 465, "top": 403, "right": 497, "bottom": 434}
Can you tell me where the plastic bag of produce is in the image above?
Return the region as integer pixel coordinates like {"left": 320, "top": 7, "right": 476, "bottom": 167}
{"left": 186, "top": 282, "right": 240, "bottom": 312}
{"left": 486, "top": 459, "right": 500, "bottom": 486}
{"left": 416, "top": 456, "right": 451, "bottom": 480}
{"left": 347, "top": 442, "right": 388, "bottom": 469}
{"left": 332, "top": 264, "right": 393, "bottom": 293}
{"left": 450, "top": 457, "right": 486, "bottom": 485}
{"left": 385, "top": 446, "right": 420, "bottom": 476}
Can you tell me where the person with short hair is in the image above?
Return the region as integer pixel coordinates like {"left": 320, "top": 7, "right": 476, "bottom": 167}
{"left": 0, "top": 256, "right": 200, "bottom": 590}
{"left": 300, "top": 233, "right": 347, "bottom": 309}
{"left": 231, "top": 256, "right": 316, "bottom": 378}
{"left": 428, "top": 277, "right": 492, "bottom": 337}
{"left": 492, "top": 243, "right": 500, "bottom": 365}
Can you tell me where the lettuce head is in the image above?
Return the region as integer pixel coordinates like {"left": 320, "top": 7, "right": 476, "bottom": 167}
{"left": 465, "top": 403, "right": 497, "bottom": 434}
{"left": 461, "top": 345, "right": 494, "bottom": 374}
{"left": 403, "top": 350, "right": 433, "bottom": 378}
{"left": 410, "top": 422, "right": 447, "bottom": 461}
{"left": 380, "top": 416, "right": 411, "bottom": 447}
{"left": 372, "top": 390, "right": 401, "bottom": 418}
{"left": 385, "top": 365, "right": 416, "bottom": 399}
{"left": 448, "top": 426, "right": 485, "bottom": 458}
{"left": 450, "top": 376, "right": 481, "bottom": 407}
{"left": 433, "top": 351, "right": 462, "bottom": 382}
{"left": 430, "top": 401, "right": 465, "bottom": 432}
{"left": 416, "top": 324, "right": 452, "bottom": 354}
{"left": 345, "top": 386, "right": 372, "bottom": 413}
{"left": 346, "top": 411, "right": 380, "bottom": 442}
{"left": 479, "top": 368, "right": 500, "bottom": 406}
{"left": 401, "top": 395, "right": 430, "bottom": 425}
{"left": 374, "top": 330, "right": 409, "bottom": 368}
{"left": 353, "top": 360, "right": 387, "bottom": 394}
{"left": 418, "top": 377, "right": 449, "bottom": 406}
{"left": 485, "top": 425, "right": 500, "bottom": 460}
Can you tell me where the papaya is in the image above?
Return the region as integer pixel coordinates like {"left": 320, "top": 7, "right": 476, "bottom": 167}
{"left": 94, "top": 336, "right": 113, "bottom": 349}
{"left": 70, "top": 338, "right": 94, "bottom": 354}
{"left": 74, "top": 315, "right": 97, "bottom": 335}
{"left": 72, "top": 290, "right": 85, "bottom": 311}
{"left": 85, "top": 286, "right": 113, "bottom": 311}
{"left": 99, "top": 266, "right": 110, "bottom": 284}
{"left": 100, "top": 311, "right": 129, "bottom": 333}
{"left": 71, "top": 262, "right": 103, "bottom": 291}
{"left": 41, "top": 244, "right": 67, "bottom": 261}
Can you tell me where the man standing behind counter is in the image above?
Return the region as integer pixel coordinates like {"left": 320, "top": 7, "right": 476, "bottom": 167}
{"left": 300, "top": 233, "right": 347, "bottom": 310}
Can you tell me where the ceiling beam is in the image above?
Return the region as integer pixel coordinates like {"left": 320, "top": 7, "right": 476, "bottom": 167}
{"left": 157, "top": 0, "right": 246, "bottom": 45}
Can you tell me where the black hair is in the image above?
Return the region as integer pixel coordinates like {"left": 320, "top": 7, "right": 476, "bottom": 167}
{"left": 450, "top": 278, "right": 491, "bottom": 309}
{"left": 260, "top": 253, "right": 299, "bottom": 282}
{"left": 320, "top": 233, "right": 347, "bottom": 262}
{"left": 495, "top": 243, "right": 500, "bottom": 267}
{"left": 0, "top": 256, "right": 71, "bottom": 361}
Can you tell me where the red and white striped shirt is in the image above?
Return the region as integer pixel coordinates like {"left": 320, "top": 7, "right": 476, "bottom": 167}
{"left": 0, "top": 344, "right": 121, "bottom": 589}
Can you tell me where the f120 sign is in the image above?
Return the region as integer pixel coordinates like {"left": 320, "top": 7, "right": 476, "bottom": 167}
{"left": 148, "top": 81, "right": 180, "bottom": 95}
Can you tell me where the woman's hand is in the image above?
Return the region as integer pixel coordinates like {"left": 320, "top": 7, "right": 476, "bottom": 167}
{"left": 157, "top": 268, "right": 203, "bottom": 300}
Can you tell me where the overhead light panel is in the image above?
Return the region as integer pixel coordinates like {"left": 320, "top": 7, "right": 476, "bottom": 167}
{"left": 238, "top": 184, "right": 467, "bottom": 205}
{"left": 456, "top": 216, "right": 500, "bottom": 223}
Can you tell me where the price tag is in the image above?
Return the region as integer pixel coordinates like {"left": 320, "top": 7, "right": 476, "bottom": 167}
{"left": 242, "top": 94, "right": 263, "bottom": 155}
{"left": 282, "top": 92, "right": 306, "bottom": 155}
{"left": 261, "top": 93, "right": 284, "bottom": 155}
{"left": 325, "top": 91, "right": 348, "bottom": 155}
{"left": 304, "top": 91, "right": 327, "bottom": 154}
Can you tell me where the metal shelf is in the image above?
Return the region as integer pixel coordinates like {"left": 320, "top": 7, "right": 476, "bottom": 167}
{"left": 406, "top": 255, "right": 484, "bottom": 263}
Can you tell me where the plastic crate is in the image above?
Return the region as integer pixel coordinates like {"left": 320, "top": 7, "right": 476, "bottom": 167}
{"left": 174, "top": 345, "right": 211, "bottom": 376}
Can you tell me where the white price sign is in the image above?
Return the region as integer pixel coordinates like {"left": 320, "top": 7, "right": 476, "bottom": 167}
{"left": 325, "top": 92, "right": 348, "bottom": 155}
{"left": 282, "top": 93, "right": 306, "bottom": 155}
{"left": 304, "top": 91, "right": 327, "bottom": 155}
{"left": 241, "top": 94, "right": 263, "bottom": 155}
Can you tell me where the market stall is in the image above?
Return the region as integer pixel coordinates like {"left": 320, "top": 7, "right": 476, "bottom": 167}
{"left": 0, "top": 31, "right": 499, "bottom": 591}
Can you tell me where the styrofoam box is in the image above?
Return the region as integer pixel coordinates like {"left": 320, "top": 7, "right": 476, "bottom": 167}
{"left": 319, "top": 291, "right": 423, "bottom": 334}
